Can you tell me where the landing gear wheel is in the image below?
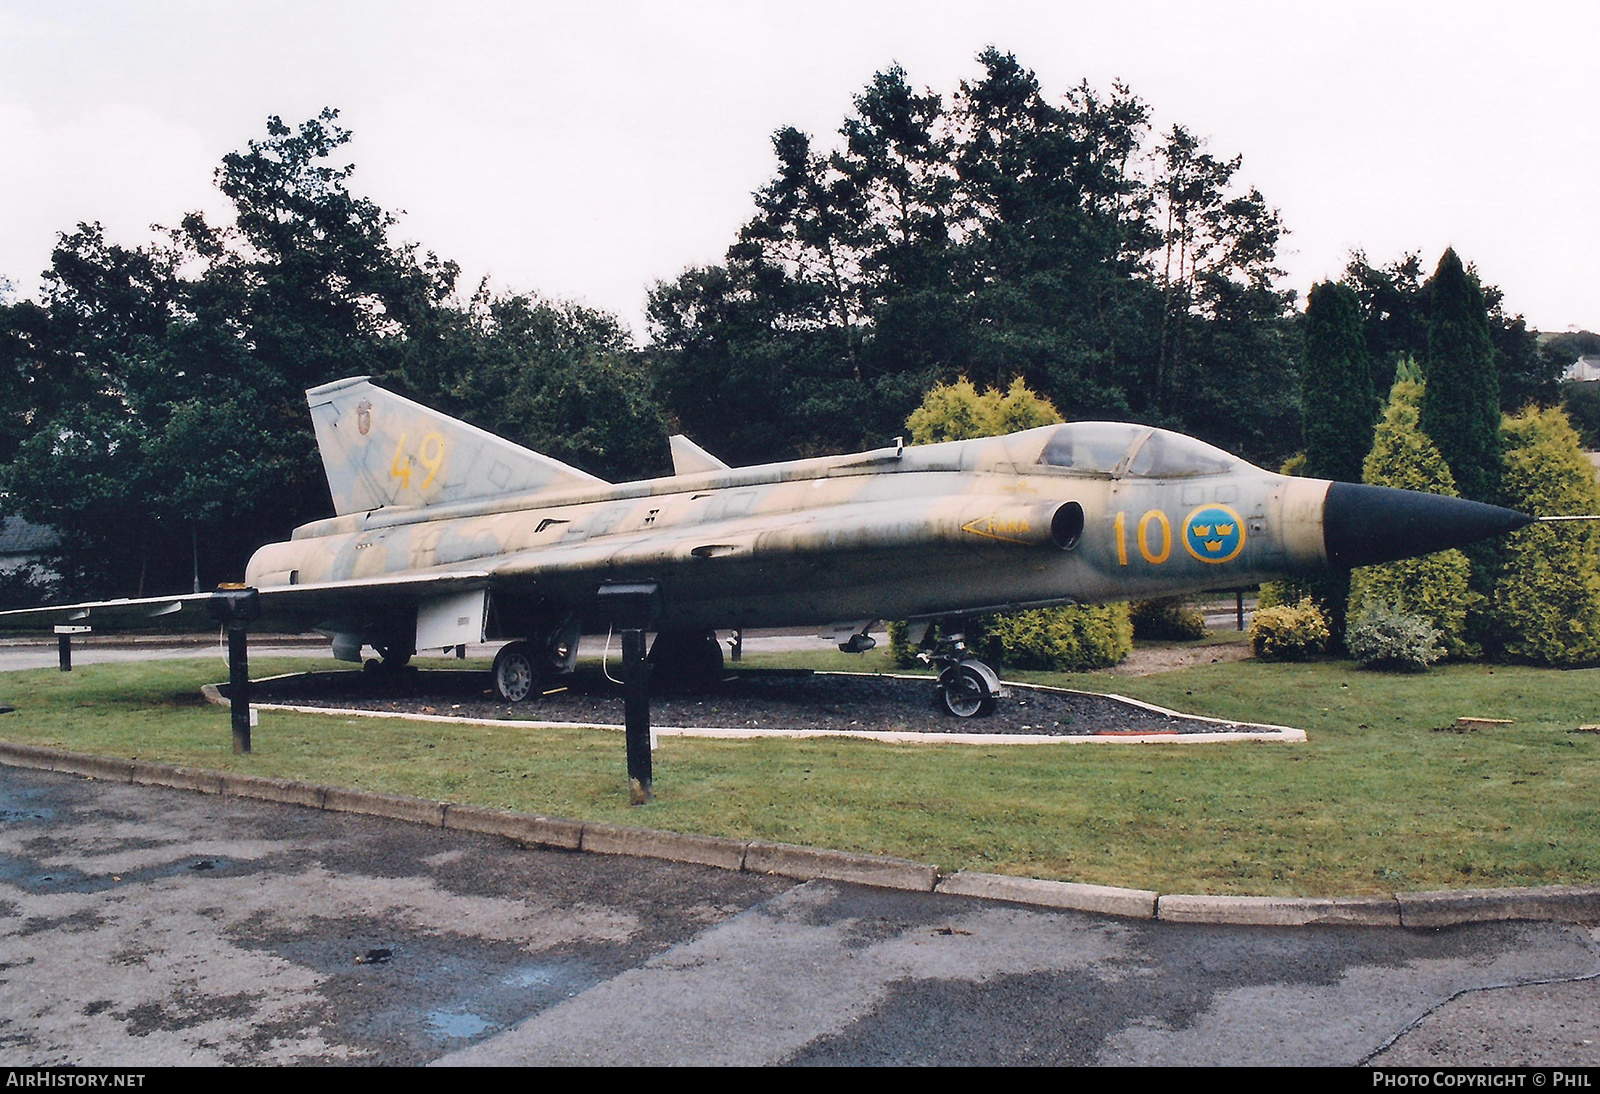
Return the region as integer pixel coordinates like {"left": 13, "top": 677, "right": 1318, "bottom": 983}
{"left": 374, "top": 644, "right": 412, "bottom": 667}
{"left": 936, "top": 661, "right": 999, "bottom": 718}
{"left": 648, "top": 628, "right": 725, "bottom": 694}
{"left": 492, "top": 641, "right": 538, "bottom": 703}
{"left": 363, "top": 655, "right": 418, "bottom": 694}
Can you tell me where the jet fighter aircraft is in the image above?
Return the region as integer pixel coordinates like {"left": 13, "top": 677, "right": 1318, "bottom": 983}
{"left": 0, "top": 376, "right": 1533, "bottom": 716}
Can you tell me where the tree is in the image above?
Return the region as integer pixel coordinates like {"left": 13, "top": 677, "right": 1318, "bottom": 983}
{"left": 648, "top": 50, "right": 1296, "bottom": 471}
{"left": 1343, "top": 250, "right": 1428, "bottom": 393}
{"left": 1490, "top": 407, "right": 1600, "bottom": 665}
{"left": 1300, "top": 281, "right": 1376, "bottom": 485}
{"left": 1346, "top": 370, "right": 1477, "bottom": 658}
{"left": 1, "top": 110, "right": 664, "bottom": 596}
{"left": 0, "top": 224, "right": 182, "bottom": 592}
{"left": 1349, "top": 249, "right": 1551, "bottom": 416}
{"left": 1420, "top": 248, "right": 1501, "bottom": 505}
{"left": 402, "top": 288, "right": 668, "bottom": 482}
{"left": 1291, "top": 280, "right": 1374, "bottom": 643}
{"left": 1150, "top": 125, "right": 1291, "bottom": 428}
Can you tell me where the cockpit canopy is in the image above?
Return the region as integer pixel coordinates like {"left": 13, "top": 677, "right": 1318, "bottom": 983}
{"left": 1036, "top": 423, "right": 1240, "bottom": 479}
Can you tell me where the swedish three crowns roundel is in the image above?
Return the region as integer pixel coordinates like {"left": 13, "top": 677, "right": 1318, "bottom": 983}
{"left": 1182, "top": 504, "right": 1245, "bottom": 564}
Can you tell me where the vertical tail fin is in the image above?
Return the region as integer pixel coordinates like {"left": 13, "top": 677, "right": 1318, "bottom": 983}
{"left": 306, "top": 377, "right": 605, "bottom": 515}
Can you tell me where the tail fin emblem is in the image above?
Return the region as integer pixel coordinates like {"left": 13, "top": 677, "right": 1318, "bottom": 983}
{"left": 356, "top": 400, "right": 372, "bottom": 436}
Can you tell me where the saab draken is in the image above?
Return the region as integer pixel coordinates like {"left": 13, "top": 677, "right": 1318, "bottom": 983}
{"left": 0, "top": 377, "right": 1533, "bottom": 717}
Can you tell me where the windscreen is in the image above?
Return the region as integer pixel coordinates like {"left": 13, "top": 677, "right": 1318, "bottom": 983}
{"left": 1124, "top": 429, "right": 1239, "bottom": 478}
{"left": 1036, "top": 423, "right": 1239, "bottom": 478}
{"left": 1036, "top": 423, "right": 1149, "bottom": 475}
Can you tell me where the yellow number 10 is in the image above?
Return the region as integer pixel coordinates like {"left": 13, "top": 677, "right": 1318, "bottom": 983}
{"left": 1113, "top": 510, "right": 1171, "bottom": 565}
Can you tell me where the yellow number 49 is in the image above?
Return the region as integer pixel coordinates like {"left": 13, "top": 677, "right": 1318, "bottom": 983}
{"left": 390, "top": 432, "right": 445, "bottom": 491}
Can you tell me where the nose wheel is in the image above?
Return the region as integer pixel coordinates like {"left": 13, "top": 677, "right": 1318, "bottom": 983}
{"left": 933, "top": 658, "right": 1002, "bottom": 718}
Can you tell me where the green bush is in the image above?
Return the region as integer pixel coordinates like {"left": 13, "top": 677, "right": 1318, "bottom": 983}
{"left": 1249, "top": 598, "right": 1329, "bottom": 661}
{"left": 1347, "top": 373, "right": 1479, "bottom": 658}
{"left": 1129, "top": 597, "right": 1207, "bottom": 641}
{"left": 1345, "top": 602, "right": 1445, "bottom": 671}
{"left": 975, "top": 603, "right": 1133, "bottom": 671}
{"left": 887, "top": 619, "right": 921, "bottom": 668}
{"left": 905, "top": 376, "right": 1063, "bottom": 444}
{"left": 1490, "top": 407, "right": 1600, "bottom": 666}
{"left": 1258, "top": 580, "right": 1311, "bottom": 610}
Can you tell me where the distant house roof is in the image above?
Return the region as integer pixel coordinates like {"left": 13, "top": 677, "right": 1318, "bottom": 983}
{"left": 0, "top": 516, "right": 61, "bottom": 556}
{"left": 1565, "top": 354, "right": 1600, "bottom": 382}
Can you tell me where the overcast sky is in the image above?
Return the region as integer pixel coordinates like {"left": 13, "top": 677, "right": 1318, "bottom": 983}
{"left": 1, "top": 0, "right": 1594, "bottom": 337}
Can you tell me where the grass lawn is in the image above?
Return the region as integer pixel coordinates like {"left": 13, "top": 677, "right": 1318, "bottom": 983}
{"left": 2, "top": 649, "right": 1597, "bottom": 897}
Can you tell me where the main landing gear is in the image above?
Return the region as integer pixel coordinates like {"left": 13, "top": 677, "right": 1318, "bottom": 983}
{"left": 362, "top": 640, "right": 418, "bottom": 691}
{"left": 491, "top": 641, "right": 538, "bottom": 702}
{"left": 489, "top": 616, "right": 582, "bottom": 702}
{"left": 647, "top": 628, "right": 725, "bottom": 694}
{"left": 490, "top": 627, "right": 727, "bottom": 703}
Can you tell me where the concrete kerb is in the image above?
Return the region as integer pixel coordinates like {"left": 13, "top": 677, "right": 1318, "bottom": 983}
{"left": 322, "top": 786, "right": 448, "bottom": 828}
{"left": 1156, "top": 893, "right": 1403, "bottom": 927}
{"left": 937, "top": 871, "right": 1158, "bottom": 919}
{"left": 443, "top": 803, "right": 583, "bottom": 851}
{"left": 49, "top": 751, "right": 136, "bottom": 784}
{"left": 745, "top": 840, "right": 938, "bottom": 891}
{"left": 1397, "top": 884, "right": 1600, "bottom": 928}
{"left": 0, "top": 740, "right": 64, "bottom": 772}
{"left": 582, "top": 822, "right": 748, "bottom": 871}
{"left": 221, "top": 771, "right": 327, "bottom": 810}
{"left": 3, "top": 741, "right": 1599, "bottom": 927}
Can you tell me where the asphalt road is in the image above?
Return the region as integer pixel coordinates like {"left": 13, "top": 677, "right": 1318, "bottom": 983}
{"left": 2, "top": 766, "right": 1599, "bottom": 1066}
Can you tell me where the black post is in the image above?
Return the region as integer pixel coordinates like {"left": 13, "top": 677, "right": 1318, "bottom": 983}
{"left": 729, "top": 628, "right": 742, "bottom": 663}
{"left": 622, "top": 628, "right": 652, "bottom": 804}
{"left": 208, "top": 587, "right": 260, "bottom": 755}
{"left": 228, "top": 623, "right": 250, "bottom": 754}
{"left": 1236, "top": 590, "right": 1246, "bottom": 631}
{"left": 595, "top": 582, "right": 662, "bottom": 804}
{"left": 57, "top": 634, "right": 71, "bottom": 673}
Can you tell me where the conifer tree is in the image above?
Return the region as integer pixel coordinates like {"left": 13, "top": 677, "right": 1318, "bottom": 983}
{"left": 1490, "top": 407, "right": 1600, "bottom": 666}
{"left": 1296, "top": 280, "right": 1375, "bottom": 644}
{"left": 1420, "top": 249, "right": 1501, "bottom": 503}
{"left": 1301, "top": 281, "right": 1376, "bottom": 484}
{"left": 1347, "top": 367, "right": 1477, "bottom": 657}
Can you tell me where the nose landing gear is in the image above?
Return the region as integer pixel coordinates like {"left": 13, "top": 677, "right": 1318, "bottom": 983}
{"left": 931, "top": 656, "right": 1002, "bottom": 718}
{"left": 916, "top": 628, "right": 1003, "bottom": 718}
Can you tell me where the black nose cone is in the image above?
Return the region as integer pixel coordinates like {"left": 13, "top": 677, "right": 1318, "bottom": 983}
{"left": 1323, "top": 482, "right": 1535, "bottom": 569}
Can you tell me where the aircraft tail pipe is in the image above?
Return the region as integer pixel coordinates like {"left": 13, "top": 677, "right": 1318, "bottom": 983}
{"left": 954, "top": 500, "right": 1084, "bottom": 550}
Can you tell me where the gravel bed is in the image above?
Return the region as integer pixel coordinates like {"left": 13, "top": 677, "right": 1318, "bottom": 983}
{"left": 244, "top": 667, "right": 1270, "bottom": 737}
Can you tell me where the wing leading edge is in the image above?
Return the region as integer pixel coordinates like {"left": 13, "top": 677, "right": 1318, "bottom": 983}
{"left": 0, "top": 571, "right": 492, "bottom": 636}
